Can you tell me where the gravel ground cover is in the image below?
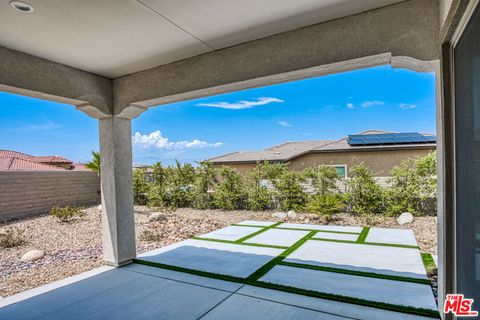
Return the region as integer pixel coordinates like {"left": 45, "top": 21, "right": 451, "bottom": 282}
{"left": 0, "top": 206, "right": 437, "bottom": 297}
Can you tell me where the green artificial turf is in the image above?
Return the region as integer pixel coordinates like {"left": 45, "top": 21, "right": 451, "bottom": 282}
{"left": 357, "top": 227, "right": 370, "bottom": 243}
{"left": 421, "top": 253, "right": 436, "bottom": 273}
{"left": 232, "top": 223, "right": 360, "bottom": 235}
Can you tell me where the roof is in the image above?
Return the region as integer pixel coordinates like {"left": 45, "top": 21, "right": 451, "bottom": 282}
{"left": 0, "top": 157, "right": 66, "bottom": 171}
{"left": 209, "top": 130, "right": 436, "bottom": 164}
{"left": 0, "top": 150, "right": 76, "bottom": 171}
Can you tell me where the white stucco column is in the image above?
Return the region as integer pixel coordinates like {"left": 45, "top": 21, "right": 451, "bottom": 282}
{"left": 99, "top": 116, "right": 136, "bottom": 266}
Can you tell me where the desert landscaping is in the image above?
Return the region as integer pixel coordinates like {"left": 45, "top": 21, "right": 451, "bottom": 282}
{"left": 0, "top": 205, "right": 436, "bottom": 298}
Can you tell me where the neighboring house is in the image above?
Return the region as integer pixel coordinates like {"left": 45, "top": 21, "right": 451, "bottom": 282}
{"left": 0, "top": 150, "right": 89, "bottom": 171}
{"left": 209, "top": 130, "right": 436, "bottom": 177}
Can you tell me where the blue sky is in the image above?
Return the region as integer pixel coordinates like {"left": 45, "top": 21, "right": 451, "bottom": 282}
{"left": 0, "top": 65, "right": 435, "bottom": 165}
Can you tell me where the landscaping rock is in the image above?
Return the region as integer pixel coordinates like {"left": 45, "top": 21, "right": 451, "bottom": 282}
{"left": 97, "top": 205, "right": 102, "bottom": 212}
{"left": 271, "top": 211, "right": 287, "bottom": 219}
{"left": 397, "top": 212, "right": 414, "bottom": 225}
{"left": 148, "top": 212, "right": 167, "bottom": 222}
{"left": 287, "top": 210, "right": 297, "bottom": 219}
{"left": 21, "top": 250, "right": 44, "bottom": 262}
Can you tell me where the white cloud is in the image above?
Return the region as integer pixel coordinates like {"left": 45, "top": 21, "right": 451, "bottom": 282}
{"left": 399, "top": 103, "right": 417, "bottom": 109}
{"left": 277, "top": 121, "right": 292, "bottom": 127}
{"left": 132, "top": 131, "right": 223, "bottom": 150}
{"left": 346, "top": 103, "right": 355, "bottom": 109}
{"left": 196, "top": 97, "right": 284, "bottom": 110}
{"left": 361, "top": 100, "right": 384, "bottom": 108}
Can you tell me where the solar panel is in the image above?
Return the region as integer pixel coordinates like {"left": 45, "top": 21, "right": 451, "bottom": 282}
{"left": 347, "top": 133, "right": 436, "bottom": 146}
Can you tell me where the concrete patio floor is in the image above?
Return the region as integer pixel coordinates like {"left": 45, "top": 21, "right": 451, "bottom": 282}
{"left": 0, "top": 221, "right": 439, "bottom": 319}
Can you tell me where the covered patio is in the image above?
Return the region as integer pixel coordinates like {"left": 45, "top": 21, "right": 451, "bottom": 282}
{"left": 0, "top": 0, "right": 476, "bottom": 319}
{"left": 0, "top": 221, "right": 437, "bottom": 319}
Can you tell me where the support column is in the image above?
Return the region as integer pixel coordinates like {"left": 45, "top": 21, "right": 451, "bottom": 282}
{"left": 99, "top": 116, "right": 136, "bottom": 266}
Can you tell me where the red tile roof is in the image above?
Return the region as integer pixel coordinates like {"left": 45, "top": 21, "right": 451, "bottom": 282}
{"left": 0, "top": 150, "right": 75, "bottom": 171}
{"left": 0, "top": 157, "right": 65, "bottom": 171}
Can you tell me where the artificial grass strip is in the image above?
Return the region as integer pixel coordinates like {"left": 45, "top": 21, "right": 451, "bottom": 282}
{"left": 235, "top": 222, "right": 283, "bottom": 243}
{"left": 309, "top": 237, "right": 419, "bottom": 249}
{"left": 278, "top": 261, "right": 431, "bottom": 285}
{"left": 246, "top": 230, "right": 318, "bottom": 282}
{"left": 191, "top": 236, "right": 288, "bottom": 249}
{"left": 253, "top": 280, "right": 440, "bottom": 318}
{"left": 231, "top": 224, "right": 269, "bottom": 228}
{"left": 421, "top": 253, "right": 436, "bottom": 273}
{"left": 357, "top": 227, "right": 370, "bottom": 243}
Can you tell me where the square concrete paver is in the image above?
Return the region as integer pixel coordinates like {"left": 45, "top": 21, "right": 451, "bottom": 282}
{"left": 280, "top": 223, "right": 362, "bottom": 233}
{"left": 285, "top": 240, "right": 427, "bottom": 279}
{"left": 366, "top": 228, "right": 418, "bottom": 246}
{"left": 139, "top": 239, "right": 283, "bottom": 278}
{"left": 244, "top": 228, "right": 310, "bottom": 247}
{"left": 260, "top": 265, "right": 438, "bottom": 311}
{"left": 312, "top": 232, "right": 359, "bottom": 241}
{"left": 200, "top": 225, "right": 262, "bottom": 241}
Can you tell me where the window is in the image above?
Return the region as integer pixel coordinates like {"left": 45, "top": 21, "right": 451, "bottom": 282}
{"left": 333, "top": 165, "right": 347, "bottom": 178}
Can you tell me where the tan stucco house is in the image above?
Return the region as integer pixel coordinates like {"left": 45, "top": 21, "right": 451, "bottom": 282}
{"left": 209, "top": 130, "right": 436, "bottom": 177}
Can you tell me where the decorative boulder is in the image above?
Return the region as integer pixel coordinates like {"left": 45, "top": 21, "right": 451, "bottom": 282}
{"left": 271, "top": 211, "right": 287, "bottom": 219}
{"left": 97, "top": 204, "right": 102, "bottom": 212}
{"left": 397, "top": 212, "right": 414, "bottom": 225}
{"left": 287, "top": 210, "right": 297, "bottom": 219}
{"left": 21, "top": 250, "right": 45, "bottom": 262}
{"left": 149, "top": 212, "right": 167, "bottom": 222}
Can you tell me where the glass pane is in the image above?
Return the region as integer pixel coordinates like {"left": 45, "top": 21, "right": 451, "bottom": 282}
{"left": 454, "top": 4, "right": 480, "bottom": 308}
{"left": 335, "top": 166, "right": 346, "bottom": 178}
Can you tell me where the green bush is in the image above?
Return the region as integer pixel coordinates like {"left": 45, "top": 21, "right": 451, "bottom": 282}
{"left": 273, "top": 170, "right": 307, "bottom": 211}
{"left": 133, "top": 168, "right": 149, "bottom": 205}
{"left": 0, "top": 228, "right": 27, "bottom": 248}
{"left": 166, "top": 160, "right": 195, "bottom": 208}
{"left": 304, "top": 165, "right": 340, "bottom": 196}
{"left": 386, "top": 152, "right": 437, "bottom": 216}
{"left": 345, "top": 164, "right": 385, "bottom": 215}
{"left": 50, "top": 205, "right": 86, "bottom": 222}
{"left": 214, "top": 166, "right": 247, "bottom": 210}
{"left": 307, "top": 193, "right": 345, "bottom": 219}
{"left": 192, "top": 161, "right": 218, "bottom": 209}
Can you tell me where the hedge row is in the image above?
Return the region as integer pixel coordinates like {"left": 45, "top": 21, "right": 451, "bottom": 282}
{"left": 133, "top": 152, "right": 437, "bottom": 217}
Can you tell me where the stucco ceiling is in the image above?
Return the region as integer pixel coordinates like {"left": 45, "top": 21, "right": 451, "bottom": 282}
{"left": 0, "top": 0, "right": 403, "bottom": 78}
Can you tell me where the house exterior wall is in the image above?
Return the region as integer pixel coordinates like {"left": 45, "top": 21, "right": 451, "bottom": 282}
{"left": 289, "top": 148, "right": 435, "bottom": 176}
{"left": 0, "top": 171, "right": 100, "bottom": 221}
{"left": 212, "top": 147, "right": 435, "bottom": 176}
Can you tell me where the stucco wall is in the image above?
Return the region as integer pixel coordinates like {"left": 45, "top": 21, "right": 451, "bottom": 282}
{"left": 0, "top": 171, "right": 100, "bottom": 221}
{"left": 289, "top": 148, "right": 435, "bottom": 176}
{"left": 213, "top": 148, "right": 435, "bottom": 176}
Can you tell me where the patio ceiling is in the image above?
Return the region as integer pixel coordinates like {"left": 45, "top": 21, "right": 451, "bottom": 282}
{"left": 0, "top": 0, "right": 403, "bottom": 78}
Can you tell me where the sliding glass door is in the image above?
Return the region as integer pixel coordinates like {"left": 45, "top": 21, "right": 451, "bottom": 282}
{"left": 454, "top": 2, "right": 480, "bottom": 309}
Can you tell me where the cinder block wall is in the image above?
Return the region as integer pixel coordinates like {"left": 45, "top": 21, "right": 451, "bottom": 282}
{"left": 0, "top": 171, "right": 100, "bottom": 221}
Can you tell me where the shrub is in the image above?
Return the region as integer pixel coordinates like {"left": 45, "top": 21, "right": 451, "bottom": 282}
{"left": 304, "top": 165, "right": 340, "bottom": 196}
{"left": 386, "top": 152, "right": 437, "bottom": 216}
{"left": 214, "top": 166, "right": 248, "bottom": 210}
{"left": 345, "top": 164, "right": 385, "bottom": 215}
{"left": 192, "top": 161, "right": 217, "bottom": 209}
{"left": 244, "top": 162, "right": 278, "bottom": 210}
{"left": 50, "top": 205, "right": 86, "bottom": 222}
{"left": 133, "top": 168, "right": 149, "bottom": 205}
{"left": 139, "top": 230, "right": 161, "bottom": 242}
{"left": 0, "top": 228, "right": 27, "bottom": 248}
{"left": 273, "top": 170, "right": 307, "bottom": 211}
{"left": 307, "top": 193, "right": 345, "bottom": 220}
{"left": 166, "top": 160, "right": 195, "bottom": 208}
